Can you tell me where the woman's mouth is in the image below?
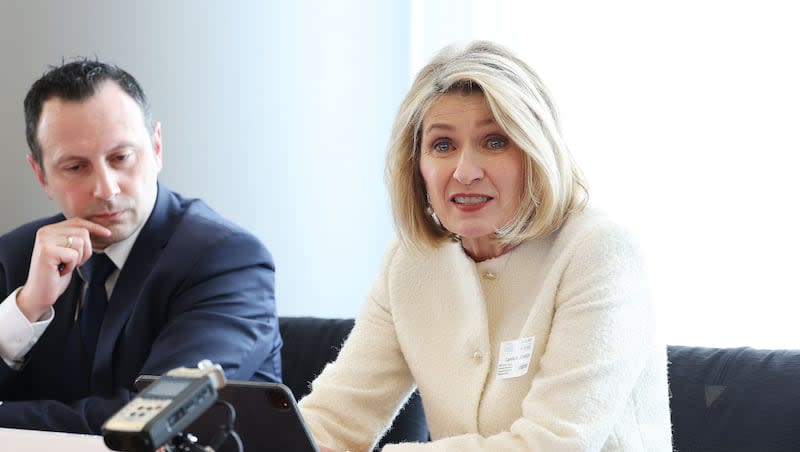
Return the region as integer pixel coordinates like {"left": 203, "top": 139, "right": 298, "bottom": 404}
{"left": 451, "top": 195, "right": 492, "bottom": 211}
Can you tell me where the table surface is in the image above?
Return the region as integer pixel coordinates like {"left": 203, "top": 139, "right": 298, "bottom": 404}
{"left": 0, "top": 427, "right": 109, "bottom": 451}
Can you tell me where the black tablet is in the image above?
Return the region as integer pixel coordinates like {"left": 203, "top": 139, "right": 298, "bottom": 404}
{"left": 135, "top": 376, "right": 319, "bottom": 452}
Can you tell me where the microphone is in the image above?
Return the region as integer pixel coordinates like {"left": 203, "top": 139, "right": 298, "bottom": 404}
{"left": 102, "top": 360, "right": 226, "bottom": 452}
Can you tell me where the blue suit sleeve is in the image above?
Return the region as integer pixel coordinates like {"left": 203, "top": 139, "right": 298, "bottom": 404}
{"left": 136, "top": 229, "right": 282, "bottom": 383}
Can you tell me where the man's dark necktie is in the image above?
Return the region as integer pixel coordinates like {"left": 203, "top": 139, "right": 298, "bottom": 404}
{"left": 79, "top": 252, "right": 116, "bottom": 367}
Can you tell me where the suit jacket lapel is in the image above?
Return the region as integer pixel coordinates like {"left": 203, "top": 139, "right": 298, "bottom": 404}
{"left": 32, "top": 272, "right": 82, "bottom": 358}
{"left": 92, "top": 184, "right": 178, "bottom": 393}
{"left": 27, "top": 273, "right": 85, "bottom": 399}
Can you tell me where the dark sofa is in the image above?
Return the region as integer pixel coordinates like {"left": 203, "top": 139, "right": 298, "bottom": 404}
{"left": 667, "top": 345, "right": 800, "bottom": 451}
{"left": 279, "top": 317, "right": 800, "bottom": 451}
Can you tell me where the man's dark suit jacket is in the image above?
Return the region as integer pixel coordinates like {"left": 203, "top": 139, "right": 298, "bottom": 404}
{"left": 0, "top": 183, "right": 282, "bottom": 434}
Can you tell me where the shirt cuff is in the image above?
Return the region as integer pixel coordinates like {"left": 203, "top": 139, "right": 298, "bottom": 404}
{"left": 0, "top": 287, "right": 54, "bottom": 366}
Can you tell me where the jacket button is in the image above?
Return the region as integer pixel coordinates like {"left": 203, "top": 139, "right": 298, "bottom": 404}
{"left": 473, "top": 351, "right": 482, "bottom": 361}
{"left": 482, "top": 272, "right": 497, "bottom": 280}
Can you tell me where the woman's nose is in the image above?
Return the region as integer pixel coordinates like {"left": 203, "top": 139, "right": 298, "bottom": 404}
{"left": 453, "top": 148, "right": 483, "bottom": 185}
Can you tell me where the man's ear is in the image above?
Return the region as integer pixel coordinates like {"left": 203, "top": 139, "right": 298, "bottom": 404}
{"left": 27, "top": 154, "right": 53, "bottom": 199}
{"left": 151, "top": 121, "right": 163, "bottom": 173}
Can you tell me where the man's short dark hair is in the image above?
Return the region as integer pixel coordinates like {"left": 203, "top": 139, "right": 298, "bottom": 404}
{"left": 23, "top": 58, "right": 152, "bottom": 168}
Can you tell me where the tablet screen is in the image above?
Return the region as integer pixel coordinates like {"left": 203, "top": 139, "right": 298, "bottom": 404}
{"left": 135, "top": 376, "right": 318, "bottom": 452}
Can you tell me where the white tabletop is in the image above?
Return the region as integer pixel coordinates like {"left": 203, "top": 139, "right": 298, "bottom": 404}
{"left": 0, "top": 427, "right": 110, "bottom": 451}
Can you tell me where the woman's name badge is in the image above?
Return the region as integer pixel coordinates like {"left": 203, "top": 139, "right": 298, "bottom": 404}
{"left": 496, "top": 336, "right": 535, "bottom": 379}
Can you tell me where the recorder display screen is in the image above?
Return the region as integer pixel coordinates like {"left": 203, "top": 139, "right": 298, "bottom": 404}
{"left": 145, "top": 377, "right": 192, "bottom": 398}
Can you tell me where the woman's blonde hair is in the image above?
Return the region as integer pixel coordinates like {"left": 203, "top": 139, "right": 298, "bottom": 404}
{"left": 387, "top": 40, "right": 588, "bottom": 251}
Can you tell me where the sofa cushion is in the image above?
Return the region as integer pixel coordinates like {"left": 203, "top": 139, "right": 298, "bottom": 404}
{"left": 668, "top": 345, "right": 800, "bottom": 452}
{"left": 280, "top": 316, "right": 355, "bottom": 400}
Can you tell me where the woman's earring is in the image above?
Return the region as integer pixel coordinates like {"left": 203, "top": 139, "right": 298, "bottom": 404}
{"left": 425, "top": 192, "right": 443, "bottom": 229}
{"left": 426, "top": 205, "right": 443, "bottom": 228}
{"left": 426, "top": 195, "right": 459, "bottom": 241}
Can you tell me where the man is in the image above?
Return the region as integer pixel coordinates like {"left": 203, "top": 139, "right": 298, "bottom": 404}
{"left": 0, "top": 59, "right": 282, "bottom": 434}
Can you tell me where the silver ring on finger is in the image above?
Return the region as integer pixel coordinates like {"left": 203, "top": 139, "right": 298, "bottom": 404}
{"left": 65, "top": 235, "right": 73, "bottom": 249}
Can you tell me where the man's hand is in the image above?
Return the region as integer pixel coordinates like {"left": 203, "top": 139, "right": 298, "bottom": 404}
{"left": 16, "top": 218, "right": 112, "bottom": 322}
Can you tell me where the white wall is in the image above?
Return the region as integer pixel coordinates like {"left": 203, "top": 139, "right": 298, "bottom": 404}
{"left": 5, "top": 0, "right": 798, "bottom": 348}
{"left": 0, "top": 0, "right": 409, "bottom": 317}
{"left": 414, "top": 0, "right": 800, "bottom": 348}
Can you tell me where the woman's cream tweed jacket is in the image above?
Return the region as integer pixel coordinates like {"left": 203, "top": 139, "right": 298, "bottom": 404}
{"left": 299, "top": 208, "right": 672, "bottom": 451}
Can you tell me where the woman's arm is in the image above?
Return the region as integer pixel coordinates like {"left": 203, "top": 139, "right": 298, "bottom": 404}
{"left": 300, "top": 241, "right": 418, "bottom": 452}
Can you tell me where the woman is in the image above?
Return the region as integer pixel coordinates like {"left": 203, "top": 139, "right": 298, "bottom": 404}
{"left": 299, "top": 41, "right": 672, "bottom": 451}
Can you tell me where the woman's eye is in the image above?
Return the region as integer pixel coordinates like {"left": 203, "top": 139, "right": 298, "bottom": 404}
{"left": 433, "top": 140, "right": 452, "bottom": 152}
{"left": 487, "top": 136, "right": 507, "bottom": 149}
